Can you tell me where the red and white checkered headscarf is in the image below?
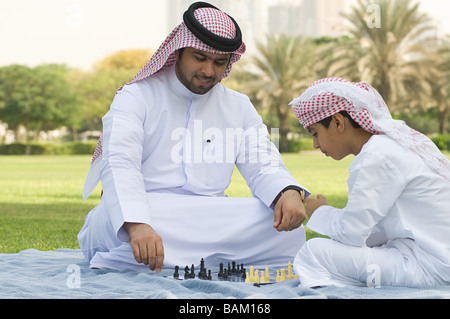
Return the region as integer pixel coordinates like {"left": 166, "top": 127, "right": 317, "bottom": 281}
{"left": 290, "top": 77, "right": 381, "bottom": 133}
{"left": 122, "top": 6, "right": 245, "bottom": 89}
{"left": 290, "top": 77, "right": 450, "bottom": 181}
{"left": 83, "top": 5, "right": 246, "bottom": 200}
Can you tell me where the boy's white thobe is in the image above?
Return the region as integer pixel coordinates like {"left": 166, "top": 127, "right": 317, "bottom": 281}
{"left": 294, "top": 135, "right": 450, "bottom": 287}
{"left": 78, "top": 65, "right": 307, "bottom": 271}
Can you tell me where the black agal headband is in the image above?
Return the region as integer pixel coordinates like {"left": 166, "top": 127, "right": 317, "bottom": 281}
{"left": 183, "top": 2, "right": 243, "bottom": 52}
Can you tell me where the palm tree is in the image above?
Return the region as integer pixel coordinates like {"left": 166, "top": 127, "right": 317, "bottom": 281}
{"left": 231, "top": 34, "right": 318, "bottom": 152}
{"left": 325, "top": 0, "right": 437, "bottom": 112}
{"left": 428, "top": 36, "right": 450, "bottom": 134}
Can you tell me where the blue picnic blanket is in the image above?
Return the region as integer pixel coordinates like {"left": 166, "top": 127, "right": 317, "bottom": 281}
{"left": 1, "top": 249, "right": 449, "bottom": 299}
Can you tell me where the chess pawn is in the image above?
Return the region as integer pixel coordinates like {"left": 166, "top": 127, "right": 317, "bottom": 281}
{"left": 280, "top": 268, "right": 286, "bottom": 281}
{"left": 264, "top": 266, "right": 270, "bottom": 283}
{"left": 254, "top": 270, "right": 259, "bottom": 284}
{"left": 184, "top": 266, "right": 190, "bottom": 279}
{"left": 276, "top": 270, "right": 281, "bottom": 283}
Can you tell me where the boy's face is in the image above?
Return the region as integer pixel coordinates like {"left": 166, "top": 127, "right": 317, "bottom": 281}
{"left": 308, "top": 120, "right": 352, "bottom": 161}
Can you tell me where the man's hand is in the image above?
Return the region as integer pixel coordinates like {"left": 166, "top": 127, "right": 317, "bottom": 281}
{"left": 305, "top": 194, "right": 328, "bottom": 218}
{"left": 273, "top": 190, "right": 306, "bottom": 231}
{"left": 123, "top": 222, "right": 164, "bottom": 272}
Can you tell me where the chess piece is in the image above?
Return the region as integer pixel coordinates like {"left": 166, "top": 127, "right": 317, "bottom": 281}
{"left": 287, "top": 261, "right": 294, "bottom": 280}
{"left": 184, "top": 266, "right": 190, "bottom": 279}
{"left": 280, "top": 268, "right": 286, "bottom": 281}
{"left": 198, "top": 258, "right": 207, "bottom": 279}
{"left": 260, "top": 270, "right": 265, "bottom": 283}
{"left": 264, "top": 266, "right": 270, "bottom": 282}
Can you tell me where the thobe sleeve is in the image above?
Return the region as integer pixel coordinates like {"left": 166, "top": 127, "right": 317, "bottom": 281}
{"left": 306, "top": 152, "right": 406, "bottom": 247}
{"left": 235, "top": 101, "right": 309, "bottom": 207}
{"left": 100, "top": 89, "right": 151, "bottom": 242}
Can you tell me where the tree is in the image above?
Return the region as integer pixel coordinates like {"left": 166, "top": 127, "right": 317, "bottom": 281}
{"left": 72, "top": 49, "right": 154, "bottom": 135}
{"left": 427, "top": 36, "right": 450, "bottom": 134}
{"left": 71, "top": 68, "right": 134, "bottom": 133}
{"left": 0, "top": 64, "right": 32, "bottom": 140}
{"left": 0, "top": 64, "right": 78, "bottom": 153}
{"left": 324, "top": 0, "right": 437, "bottom": 113}
{"left": 93, "top": 49, "right": 152, "bottom": 73}
{"left": 231, "top": 34, "right": 318, "bottom": 152}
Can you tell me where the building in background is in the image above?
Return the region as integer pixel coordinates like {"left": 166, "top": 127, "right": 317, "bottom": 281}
{"left": 167, "top": 0, "right": 263, "bottom": 55}
{"left": 268, "top": 0, "right": 347, "bottom": 37}
{"left": 166, "top": 0, "right": 347, "bottom": 54}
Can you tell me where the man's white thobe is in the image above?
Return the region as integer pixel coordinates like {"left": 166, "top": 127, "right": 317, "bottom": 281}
{"left": 294, "top": 135, "right": 450, "bottom": 287}
{"left": 78, "top": 65, "right": 307, "bottom": 271}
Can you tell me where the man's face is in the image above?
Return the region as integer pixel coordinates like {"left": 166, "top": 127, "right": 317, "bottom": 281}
{"left": 175, "top": 47, "right": 231, "bottom": 95}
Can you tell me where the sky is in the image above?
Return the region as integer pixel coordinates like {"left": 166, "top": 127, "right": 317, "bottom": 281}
{"left": 1, "top": 0, "right": 450, "bottom": 70}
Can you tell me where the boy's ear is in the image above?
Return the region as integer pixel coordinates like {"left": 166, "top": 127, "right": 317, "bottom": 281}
{"left": 331, "top": 113, "right": 346, "bottom": 133}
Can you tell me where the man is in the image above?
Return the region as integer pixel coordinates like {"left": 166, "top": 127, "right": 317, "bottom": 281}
{"left": 79, "top": 2, "right": 309, "bottom": 272}
{"left": 290, "top": 77, "right": 450, "bottom": 287}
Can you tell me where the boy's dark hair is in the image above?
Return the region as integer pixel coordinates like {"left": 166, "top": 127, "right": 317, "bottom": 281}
{"left": 318, "top": 111, "right": 361, "bottom": 129}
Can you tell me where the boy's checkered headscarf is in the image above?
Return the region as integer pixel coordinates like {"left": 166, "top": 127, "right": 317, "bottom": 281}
{"left": 290, "top": 77, "right": 450, "bottom": 181}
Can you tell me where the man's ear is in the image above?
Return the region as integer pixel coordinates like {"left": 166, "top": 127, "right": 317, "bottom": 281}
{"left": 331, "top": 113, "right": 346, "bottom": 133}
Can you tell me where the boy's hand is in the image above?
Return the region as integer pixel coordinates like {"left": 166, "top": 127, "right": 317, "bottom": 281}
{"left": 305, "top": 194, "right": 328, "bottom": 218}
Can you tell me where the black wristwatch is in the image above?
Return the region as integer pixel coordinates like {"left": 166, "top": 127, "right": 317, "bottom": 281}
{"left": 273, "top": 185, "right": 306, "bottom": 205}
{"left": 281, "top": 185, "right": 306, "bottom": 203}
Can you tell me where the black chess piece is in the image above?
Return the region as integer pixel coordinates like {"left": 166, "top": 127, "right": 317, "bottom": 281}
{"left": 198, "top": 258, "right": 208, "bottom": 279}
{"left": 232, "top": 261, "right": 237, "bottom": 274}
{"left": 218, "top": 262, "right": 224, "bottom": 278}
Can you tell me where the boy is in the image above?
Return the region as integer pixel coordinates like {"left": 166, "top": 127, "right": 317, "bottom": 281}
{"left": 290, "top": 77, "right": 450, "bottom": 287}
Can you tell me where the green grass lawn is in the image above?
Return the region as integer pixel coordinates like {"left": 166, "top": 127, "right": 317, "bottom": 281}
{"left": 0, "top": 152, "right": 352, "bottom": 253}
{"left": 0, "top": 156, "right": 100, "bottom": 253}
